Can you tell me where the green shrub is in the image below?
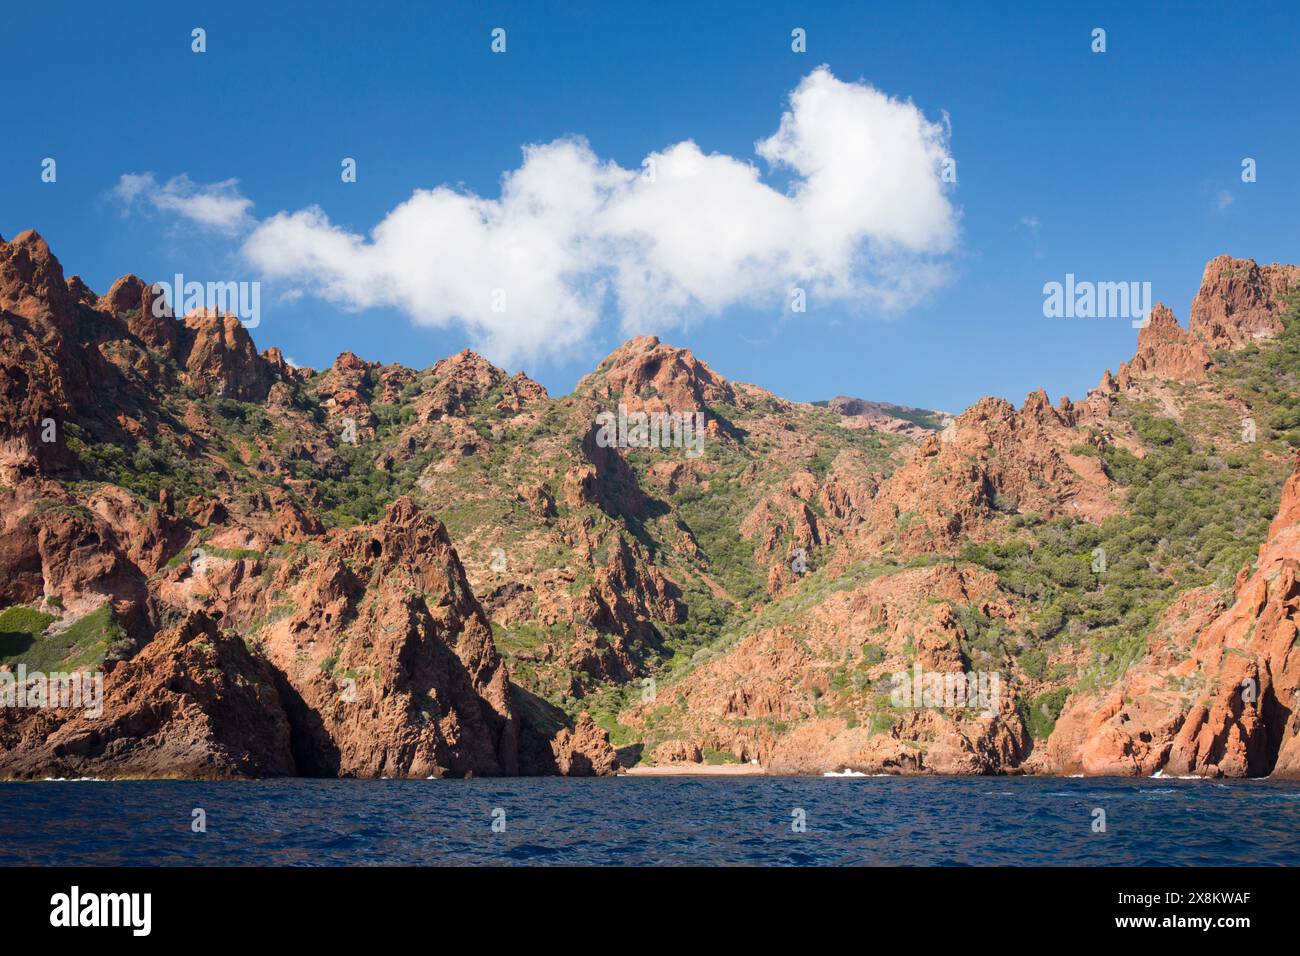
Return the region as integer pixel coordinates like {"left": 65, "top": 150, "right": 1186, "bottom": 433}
{"left": 1022, "top": 687, "right": 1072, "bottom": 740}
{"left": 0, "top": 606, "right": 57, "bottom": 661}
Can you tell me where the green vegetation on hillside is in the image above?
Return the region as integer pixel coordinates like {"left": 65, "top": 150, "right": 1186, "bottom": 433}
{"left": 0, "top": 603, "right": 125, "bottom": 671}
{"left": 964, "top": 295, "right": 1300, "bottom": 692}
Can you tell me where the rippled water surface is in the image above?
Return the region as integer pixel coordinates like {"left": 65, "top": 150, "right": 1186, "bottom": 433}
{"left": 3, "top": 776, "right": 1299, "bottom": 866}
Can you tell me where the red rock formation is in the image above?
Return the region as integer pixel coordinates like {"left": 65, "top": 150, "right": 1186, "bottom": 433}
{"left": 0, "top": 230, "right": 75, "bottom": 325}
{"left": 850, "top": 390, "right": 1116, "bottom": 558}
{"left": 580, "top": 335, "right": 736, "bottom": 411}
{"left": 65, "top": 275, "right": 97, "bottom": 309}
{"left": 24, "top": 496, "right": 146, "bottom": 614}
{"left": 0, "top": 234, "right": 85, "bottom": 477}
{"left": 1190, "top": 256, "right": 1300, "bottom": 351}
{"left": 624, "top": 562, "right": 1031, "bottom": 774}
{"left": 101, "top": 274, "right": 181, "bottom": 355}
{"left": 550, "top": 712, "right": 619, "bottom": 775}
{"left": 317, "top": 351, "right": 378, "bottom": 436}
{"left": 0, "top": 235, "right": 629, "bottom": 779}
{"left": 653, "top": 740, "right": 703, "bottom": 764}
{"left": 1169, "top": 459, "right": 1300, "bottom": 777}
{"left": 0, "top": 612, "right": 294, "bottom": 779}
{"left": 741, "top": 470, "right": 842, "bottom": 591}
{"left": 416, "top": 349, "right": 546, "bottom": 422}
{"left": 5, "top": 232, "right": 1299, "bottom": 782}
{"left": 180, "top": 309, "right": 276, "bottom": 401}
{"left": 258, "top": 497, "right": 518, "bottom": 777}
{"left": 1117, "top": 303, "right": 1210, "bottom": 385}
{"left": 273, "top": 500, "right": 324, "bottom": 542}
{"left": 85, "top": 485, "right": 186, "bottom": 577}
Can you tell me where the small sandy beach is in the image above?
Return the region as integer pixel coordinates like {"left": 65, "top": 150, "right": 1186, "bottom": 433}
{"left": 621, "top": 763, "right": 766, "bottom": 776}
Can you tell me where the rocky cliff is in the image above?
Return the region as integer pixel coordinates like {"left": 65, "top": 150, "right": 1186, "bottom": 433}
{"left": 0, "top": 232, "right": 611, "bottom": 778}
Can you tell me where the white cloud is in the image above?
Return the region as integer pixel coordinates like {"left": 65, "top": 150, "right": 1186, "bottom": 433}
{"left": 1214, "top": 189, "right": 1235, "bottom": 212}
{"left": 246, "top": 140, "right": 634, "bottom": 361}
{"left": 113, "top": 173, "right": 254, "bottom": 234}
{"left": 187, "top": 67, "right": 958, "bottom": 364}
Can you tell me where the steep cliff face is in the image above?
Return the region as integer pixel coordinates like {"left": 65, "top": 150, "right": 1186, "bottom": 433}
{"left": 256, "top": 496, "right": 519, "bottom": 778}
{"left": 1015, "top": 259, "right": 1300, "bottom": 778}
{"left": 1190, "top": 256, "right": 1300, "bottom": 351}
{"left": 0, "top": 612, "right": 294, "bottom": 780}
{"left": 0, "top": 231, "right": 93, "bottom": 478}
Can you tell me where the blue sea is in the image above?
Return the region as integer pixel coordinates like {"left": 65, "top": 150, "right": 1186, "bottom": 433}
{"left": 2, "top": 776, "right": 1299, "bottom": 866}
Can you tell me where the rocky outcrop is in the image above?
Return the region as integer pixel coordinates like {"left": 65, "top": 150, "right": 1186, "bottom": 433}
{"left": 742, "top": 468, "right": 878, "bottom": 594}
{"left": 0, "top": 234, "right": 84, "bottom": 477}
{"left": 1190, "top": 256, "right": 1300, "bottom": 351}
{"left": 0, "top": 612, "right": 294, "bottom": 779}
{"left": 33, "top": 502, "right": 146, "bottom": 613}
{"left": 257, "top": 497, "right": 518, "bottom": 778}
{"left": 850, "top": 390, "right": 1116, "bottom": 558}
{"left": 0, "top": 485, "right": 154, "bottom": 615}
{"left": 1118, "top": 303, "right": 1211, "bottom": 385}
{"left": 653, "top": 739, "right": 704, "bottom": 764}
{"left": 4, "top": 233, "right": 1300, "bottom": 781}
{"left": 109, "top": 276, "right": 182, "bottom": 355}
{"left": 0, "top": 230, "right": 75, "bottom": 326}
{"left": 1036, "top": 588, "right": 1223, "bottom": 776}
{"left": 550, "top": 712, "right": 619, "bottom": 775}
{"left": 579, "top": 335, "right": 736, "bottom": 411}
{"left": 1169, "top": 459, "right": 1300, "bottom": 777}
{"left": 180, "top": 309, "right": 276, "bottom": 401}
{"left": 416, "top": 349, "right": 546, "bottom": 422}
{"left": 317, "top": 351, "right": 378, "bottom": 437}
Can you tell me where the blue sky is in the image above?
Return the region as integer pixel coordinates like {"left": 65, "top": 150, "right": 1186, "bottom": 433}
{"left": 2, "top": 0, "right": 1297, "bottom": 414}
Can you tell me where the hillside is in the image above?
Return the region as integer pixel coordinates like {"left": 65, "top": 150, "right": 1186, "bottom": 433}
{"left": 1, "top": 229, "right": 1298, "bottom": 778}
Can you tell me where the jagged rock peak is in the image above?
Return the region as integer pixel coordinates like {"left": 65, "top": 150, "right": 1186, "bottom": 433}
{"left": 0, "top": 229, "right": 72, "bottom": 321}
{"left": 1190, "top": 255, "right": 1300, "bottom": 351}
{"left": 581, "top": 335, "right": 736, "bottom": 409}
{"left": 1121, "top": 301, "right": 1211, "bottom": 385}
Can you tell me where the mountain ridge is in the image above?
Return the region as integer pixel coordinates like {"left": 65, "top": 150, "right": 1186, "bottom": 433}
{"left": 2, "top": 228, "right": 1299, "bottom": 778}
